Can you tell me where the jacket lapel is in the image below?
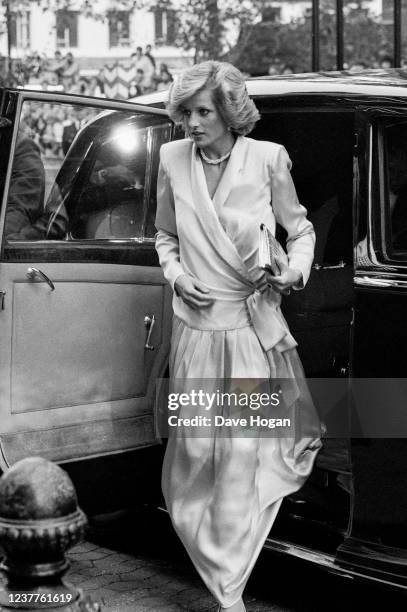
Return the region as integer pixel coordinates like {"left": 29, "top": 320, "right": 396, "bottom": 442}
{"left": 190, "top": 139, "right": 252, "bottom": 286}
{"left": 212, "top": 135, "right": 246, "bottom": 212}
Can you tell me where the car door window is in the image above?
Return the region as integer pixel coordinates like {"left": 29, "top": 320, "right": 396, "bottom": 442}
{"left": 4, "top": 101, "right": 100, "bottom": 242}
{"left": 65, "top": 121, "right": 148, "bottom": 240}
{"left": 2, "top": 98, "right": 173, "bottom": 258}
{"left": 383, "top": 121, "right": 407, "bottom": 255}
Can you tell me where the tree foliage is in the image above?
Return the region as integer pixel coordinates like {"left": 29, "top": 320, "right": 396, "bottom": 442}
{"left": 227, "top": 4, "right": 393, "bottom": 74}
{"left": 170, "top": 0, "right": 265, "bottom": 63}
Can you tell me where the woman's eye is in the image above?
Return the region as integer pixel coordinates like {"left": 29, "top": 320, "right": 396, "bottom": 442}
{"left": 182, "top": 109, "right": 191, "bottom": 117}
{"left": 199, "top": 109, "right": 209, "bottom": 116}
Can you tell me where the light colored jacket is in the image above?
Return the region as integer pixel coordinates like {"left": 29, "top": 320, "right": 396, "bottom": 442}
{"left": 155, "top": 135, "right": 315, "bottom": 352}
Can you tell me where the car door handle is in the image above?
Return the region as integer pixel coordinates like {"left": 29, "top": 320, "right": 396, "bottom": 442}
{"left": 144, "top": 315, "right": 156, "bottom": 350}
{"left": 26, "top": 267, "right": 55, "bottom": 291}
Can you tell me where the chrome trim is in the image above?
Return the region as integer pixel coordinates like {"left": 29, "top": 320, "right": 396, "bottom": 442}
{"left": 142, "top": 126, "right": 154, "bottom": 238}
{"left": 314, "top": 261, "right": 347, "bottom": 270}
{"left": 354, "top": 275, "right": 407, "bottom": 288}
{"left": 156, "top": 505, "right": 405, "bottom": 590}
{"left": 26, "top": 267, "right": 55, "bottom": 291}
{"left": 367, "top": 124, "right": 374, "bottom": 258}
{"left": 16, "top": 90, "right": 168, "bottom": 115}
{"left": 144, "top": 314, "right": 156, "bottom": 350}
{"left": 5, "top": 237, "right": 156, "bottom": 246}
{"left": 263, "top": 536, "right": 407, "bottom": 590}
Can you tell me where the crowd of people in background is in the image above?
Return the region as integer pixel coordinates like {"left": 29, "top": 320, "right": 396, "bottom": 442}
{"left": 1, "top": 45, "right": 173, "bottom": 98}
{"left": 3, "top": 45, "right": 405, "bottom": 162}
{"left": 127, "top": 46, "right": 173, "bottom": 96}
{"left": 19, "top": 101, "right": 97, "bottom": 158}
{"left": 3, "top": 45, "right": 406, "bottom": 100}
{"left": 1, "top": 45, "right": 174, "bottom": 159}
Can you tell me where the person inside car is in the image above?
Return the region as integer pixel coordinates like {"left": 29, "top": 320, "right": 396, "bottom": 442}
{"left": 4, "top": 129, "right": 45, "bottom": 241}
{"left": 5, "top": 127, "right": 68, "bottom": 241}
{"left": 70, "top": 158, "right": 144, "bottom": 239}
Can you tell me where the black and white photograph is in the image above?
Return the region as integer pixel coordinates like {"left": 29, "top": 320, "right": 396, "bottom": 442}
{"left": 0, "top": 1, "right": 406, "bottom": 611}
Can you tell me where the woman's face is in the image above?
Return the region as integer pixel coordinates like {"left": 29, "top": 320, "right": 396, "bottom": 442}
{"left": 182, "top": 88, "right": 229, "bottom": 150}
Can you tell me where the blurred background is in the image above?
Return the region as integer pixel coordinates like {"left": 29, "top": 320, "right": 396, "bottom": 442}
{"left": 2, "top": 0, "right": 406, "bottom": 162}
{"left": 0, "top": 0, "right": 405, "bottom": 100}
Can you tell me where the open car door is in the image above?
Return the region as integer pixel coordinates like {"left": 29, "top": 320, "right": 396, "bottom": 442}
{"left": 0, "top": 91, "right": 173, "bottom": 468}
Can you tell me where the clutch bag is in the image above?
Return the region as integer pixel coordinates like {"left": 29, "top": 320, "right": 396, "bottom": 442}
{"left": 258, "top": 222, "right": 288, "bottom": 276}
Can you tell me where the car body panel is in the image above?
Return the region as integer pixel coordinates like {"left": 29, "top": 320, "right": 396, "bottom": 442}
{"left": 0, "top": 91, "right": 173, "bottom": 468}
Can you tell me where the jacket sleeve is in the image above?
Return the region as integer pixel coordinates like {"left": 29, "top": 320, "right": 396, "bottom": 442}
{"left": 270, "top": 145, "right": 315, "bottom": 288}
{"left": 4, "top": 137, "right": 45, "bottom": 240}
{"left": 155, "top": 152, "right": 185, "bottom": 290}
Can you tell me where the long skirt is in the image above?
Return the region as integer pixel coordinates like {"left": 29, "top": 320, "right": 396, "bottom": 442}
{"left": 162, "top": 316, "right": 321, "bottom": 608}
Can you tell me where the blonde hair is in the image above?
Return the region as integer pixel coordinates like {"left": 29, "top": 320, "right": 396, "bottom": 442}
{"left": 167, "top": 61, "right": 260, "bottom": 136}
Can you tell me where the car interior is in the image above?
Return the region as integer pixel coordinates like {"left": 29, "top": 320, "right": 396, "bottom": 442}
{"left": 251, "top": 109, "right": 355, "bottom": 551}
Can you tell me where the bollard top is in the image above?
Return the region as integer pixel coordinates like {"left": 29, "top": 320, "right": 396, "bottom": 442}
{"left": 0, "top": 456, "right": 78, "bottom": 520}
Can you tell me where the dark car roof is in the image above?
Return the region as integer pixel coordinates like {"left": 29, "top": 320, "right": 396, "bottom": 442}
{"left": 133, "top": 69, "right": 407, "bottom": 106}
{"left": 252, "top": 68, "right": 407, "bottom": 87}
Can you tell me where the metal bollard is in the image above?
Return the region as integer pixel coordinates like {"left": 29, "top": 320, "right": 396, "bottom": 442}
{"left": 0, "top": 457, "right": 100, "bottom": 611}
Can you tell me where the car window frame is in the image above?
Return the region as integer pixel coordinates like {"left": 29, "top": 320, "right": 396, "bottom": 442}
{"left": 0, "top": 90, "right": 171, "bottom": 265}
{"left": 377, "top": 116, "right": 407, "bottom": 263}
{"left": 352, "top": 105, "right": 407, "bottom": 273}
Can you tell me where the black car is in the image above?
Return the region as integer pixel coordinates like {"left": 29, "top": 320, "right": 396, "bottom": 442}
{"left": 0, "top": 70, "right": 406, "bottom": 591}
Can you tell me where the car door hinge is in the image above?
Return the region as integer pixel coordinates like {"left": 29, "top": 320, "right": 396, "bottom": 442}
{"left": 0, "top": 291, "right": 6, "bottom": 310}
{"left": 353, "top": 132, "right": 359, "bottom": 153}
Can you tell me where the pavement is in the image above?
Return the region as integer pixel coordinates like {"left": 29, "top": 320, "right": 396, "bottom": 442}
{"left": 1, "top": 510, "right": 405, "bottom": 611}
{"left": 65, "top": 540, "right": 275, "bottom": 612}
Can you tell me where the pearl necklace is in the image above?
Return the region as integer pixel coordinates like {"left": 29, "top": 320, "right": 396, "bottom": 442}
{"left": 200, "top": 147, "right": 233, "bottom": 165}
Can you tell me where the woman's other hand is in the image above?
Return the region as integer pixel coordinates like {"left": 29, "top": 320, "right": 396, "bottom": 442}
{"left": 265, "top": 263, "right": 302, "bottom": 295}
{"left": 174, "top": 274, "right": 214, "bottom": 309}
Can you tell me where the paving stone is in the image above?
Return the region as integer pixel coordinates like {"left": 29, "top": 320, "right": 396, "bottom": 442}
{"left": 83, "top": 587, "right": 120, "bottom": 605}
{"left": 69, "top": 542, "right": 100, "bottom": 553}
{"left": 92, "top": 556, "right": 133, "bottom": 570}
{"left": 68, "top": 549, "right": 113, "bottom": 561}
{"left": 107, "top": 580, "right": 148, "bottom": 592}
{"left": 159, "top": 577, "right": 196, "bottom": 591}
{"left": 116, "top": 558, "right": 149, "bottom": 572}
{"left": 183, "top": 596, "right": 218, "bottom": 612}
{"left": 76, "top": 575, "right": 118, "bottom": 589}
{"left": 70, "top": 565, "right": 112, "bottom": 578}
{"left": 135, "top": 596, "right": 184, "bottom": 609}
{"left": 106, "top": 590, "right": 185, "bottom": 611}
{"left": 129, "top": 566, "right": 158, "bottom": 580}
{"left": 65, "top": 573, "right": 85, "bottom": 586}
{"left": 69, "top": 558, "right": 95, "bottom": 569}
{"left": 63, "top": 540, "right": 291, "bottom": 611}
{"left": 140, "top": 572, "right": 173, "bottom": 588}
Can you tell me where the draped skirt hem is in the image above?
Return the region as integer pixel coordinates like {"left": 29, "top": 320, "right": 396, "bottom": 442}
{"left": 162, "top": 315, "right": 321, "bottom": 606}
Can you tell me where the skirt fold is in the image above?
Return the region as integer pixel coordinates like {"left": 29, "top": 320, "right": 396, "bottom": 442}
{"left": 163, "top": 315, "right": 321, "bottom": 607}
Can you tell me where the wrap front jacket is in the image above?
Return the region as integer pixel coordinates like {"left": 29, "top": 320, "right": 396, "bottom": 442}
{"left": 156, "top": 135, "right": 315, "bottom": 356}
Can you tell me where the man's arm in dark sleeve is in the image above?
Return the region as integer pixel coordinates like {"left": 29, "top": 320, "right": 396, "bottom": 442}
{"left": 4, "top": 136, "right": 45, "bottom": 240}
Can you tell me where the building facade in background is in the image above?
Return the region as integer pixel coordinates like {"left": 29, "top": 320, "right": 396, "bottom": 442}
{"left": 0, "top": 0, "right": 191, "bottom": 72}
{"left": 0, "top": 0, "right": 391, "bottom": 78}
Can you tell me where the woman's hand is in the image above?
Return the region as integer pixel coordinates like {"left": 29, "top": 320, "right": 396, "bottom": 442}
{"left": 265, "top": 264, "right": 302, "bottom": 295}
{"left": 174, "top": 274, "right": 214, "bottom": 309}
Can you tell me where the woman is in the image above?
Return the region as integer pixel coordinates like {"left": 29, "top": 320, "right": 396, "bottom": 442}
{"left": 155, "top": 61, "right": 321, "bottom": 612}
